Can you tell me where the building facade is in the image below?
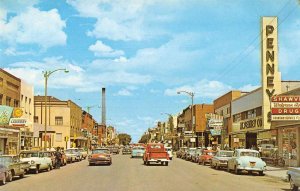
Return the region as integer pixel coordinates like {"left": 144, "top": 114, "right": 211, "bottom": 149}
{"left": 0, "top": 69, "right": 21, "bottom": 154}
{"left": 34, "top": 96, "right": 83, "bottom": 149}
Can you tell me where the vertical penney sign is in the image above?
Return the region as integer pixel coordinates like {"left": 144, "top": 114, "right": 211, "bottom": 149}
{"left": 261, "top": 17, "right": 281, "bottom": 129}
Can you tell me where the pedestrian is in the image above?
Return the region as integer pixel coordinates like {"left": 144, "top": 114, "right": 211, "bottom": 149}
{"left": 55, "top": 148, "right": 62, "bottom": 169}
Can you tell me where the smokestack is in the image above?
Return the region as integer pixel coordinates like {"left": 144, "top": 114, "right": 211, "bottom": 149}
{"left": 101, "top": 87, "right": 106, "bottom": 126}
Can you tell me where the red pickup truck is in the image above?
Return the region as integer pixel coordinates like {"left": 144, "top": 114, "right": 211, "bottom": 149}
{"left": 143, "top": 143, "right": 170, "bottom": 166}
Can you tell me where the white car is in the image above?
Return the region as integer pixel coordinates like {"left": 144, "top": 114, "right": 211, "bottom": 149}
{"left": 165, "top": 147, "right": 173, "bottom": 160}
{"left": 227, "top": 149, "right": 266, "bottom": 176}
{"left": 19, "top": 151, "right": 53, "bottom": 174}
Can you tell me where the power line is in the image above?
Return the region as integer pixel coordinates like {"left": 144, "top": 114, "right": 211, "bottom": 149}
{"left": 214, "top": 0, "right": 295, "bottom": 82}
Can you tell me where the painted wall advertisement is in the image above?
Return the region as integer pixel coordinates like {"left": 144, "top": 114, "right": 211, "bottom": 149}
{"left": 0, "top": 106, "right": 14, "bottom": 125}
{"left": 271, "top": 95, "right": 300, "bottom": 121}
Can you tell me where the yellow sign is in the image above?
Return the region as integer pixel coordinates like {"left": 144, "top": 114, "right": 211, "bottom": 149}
{"left": 13, "top": 108, "right": 23, "bottom": 118}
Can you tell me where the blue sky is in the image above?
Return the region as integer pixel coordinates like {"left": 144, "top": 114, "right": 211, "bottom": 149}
{"left": 1, "top": 0, "right": 300, "bottom": 142}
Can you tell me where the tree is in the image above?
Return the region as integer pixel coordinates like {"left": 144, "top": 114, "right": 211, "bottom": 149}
{"left": 118, "top": 133, "right": 132, "bottom": 145}
{"left": 139, "top": 134, "right": 150, "bottom": 144}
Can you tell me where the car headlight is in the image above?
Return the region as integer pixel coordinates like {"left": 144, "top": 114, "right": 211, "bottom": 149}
{"left": 31, "top": 160, "right": 35, "bottom": 164}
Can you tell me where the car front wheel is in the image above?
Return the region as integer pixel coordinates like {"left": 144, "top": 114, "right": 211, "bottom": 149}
{"left": 290, "top": 177, "right": 298, "bottom": 191}
{"left": 7, "top": 171, "right": 13, "bottom": 182}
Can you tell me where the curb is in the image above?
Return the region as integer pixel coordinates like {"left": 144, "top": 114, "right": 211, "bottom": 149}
{"left": 265, "top": 173, "right": 288, "bottom": 182}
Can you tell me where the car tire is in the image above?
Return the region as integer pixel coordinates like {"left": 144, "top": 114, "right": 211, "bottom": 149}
{"left": 202, "top": 161, "right": 205, "bottom": 166}
{"left": 1, "top": 173, "right": 6, "bottom": 185}
{"left": 19, "top": 172, "right": 25, "bottom": 178}
{"left": 216, "top": 164, "right": 219, "bottom": 170}
{"left": 234, "top": 166, "right": 240, "bottom": 175}
{"left": 35, "top": 166, "right": 39, "bottom": 174}
{"left": 290, "top": 177, "right": 298, "bottom": 191}
{"left": 259, "top": 171, "right": 264, "bottom": 176}
{"left": 165, "top": 162, "right": 169, "bottom": 166}
{"left": 227, "top": 165, "right": 231, "bottom": 172}
{"left": 7, "top": 171, "right": 13, "bottom": 182}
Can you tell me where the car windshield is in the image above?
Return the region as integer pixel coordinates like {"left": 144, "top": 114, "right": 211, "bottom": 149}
{"left": 240, "top": 151, "right": 259, "bottom": 157}
{"left": 92, "top": 150, "right": 110, "bottom": 154}
{"left": 133, "top": 147, "right": 144, "bottom": 150}
{"left": 206, "top": 152, "right": 216, "bottom": 156}
{"left": 20, "top": 152, "right": 39, "bottom": 158}
{"left": 219, "top": 151, "right": 233, "bottom": 157}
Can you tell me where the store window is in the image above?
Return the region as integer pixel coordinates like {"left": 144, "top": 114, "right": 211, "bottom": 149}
{"left": 55, "top": 116, "right": 63, "bottom": 125}
{"left": 282, "top": 128, "right": 297, "bottom": 161}
{"left": 34, "top": 116, "right": 39, "bottom": 123}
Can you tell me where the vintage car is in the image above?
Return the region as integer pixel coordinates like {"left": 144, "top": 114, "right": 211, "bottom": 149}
{"left": 0, "top": 155, "right": 30, "bottom": 179}
{"left": 78, "top": 148, "right": 88, "bottom": 159}
{"left": 191, "top": 148, "right": 204, "bottom": 163}
{"left": 64, "top": 149, "right": 77, "bottom": 163}
{"left": 227, "top": 149, "right": 266, "bottom": 175}
{"left": 66, "top": 148, "right": 82, "bottom": 161}
{"left": 287, "top": 167, "right": 300, "bottom": 191}
{"left": 211, "top": 150, "right": 234, "bottom": 169}
{"left": 88, "top": 148, "right": 112, "bottom": 165}
{"left": 108, "top": 146, "right": 119, "bottom": 154}
{"left": 165, "top": 147, "right": 173, "bottom": 160}
{"left": 131, "top": 146, "right": 145, "bottom": 158}
{"left": 0, "top": 164, "right": 8, "bottom": 185}
{"left": 143, "top": 143, "right": 170, "bottom": 166}
{"left": 198, "top": 150, "right": 217, "bottom": 165}
{"left": 19, "top": 151, "right": 53, "bottom": 174}
{"left": 122, "top": 147, "right": 131, "bottom": 155}
{"left": 176, "top": 147, "right": 187, "bottom": 158}
{"left": 186, "top": 148, "right": 197, "bottom": 161}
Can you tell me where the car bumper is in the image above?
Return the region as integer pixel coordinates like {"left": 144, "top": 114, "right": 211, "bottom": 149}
{"left": 147, "top": 159, "right": 170, "bottom": 163}
{"left": 89, "top": 159, "right": 111, "bottom": 164}
{"left": 237, "top": 166, "right": 265, "bottom": 171}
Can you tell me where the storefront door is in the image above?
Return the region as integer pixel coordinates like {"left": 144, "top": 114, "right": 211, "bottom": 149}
{"left": 246, "top": 132, "right": 257, "bottom": 149}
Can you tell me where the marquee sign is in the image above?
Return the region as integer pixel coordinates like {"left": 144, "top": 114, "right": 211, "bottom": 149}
{"left": 271, "top": 95, "right": 300, "bottom": 121}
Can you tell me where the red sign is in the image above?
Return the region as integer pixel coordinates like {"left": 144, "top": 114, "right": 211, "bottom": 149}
{"left": 272, "top": 96, "right": 300, "bottom": 102}
{"left": 271, "top": 108, "right": 300, "bottom": 115}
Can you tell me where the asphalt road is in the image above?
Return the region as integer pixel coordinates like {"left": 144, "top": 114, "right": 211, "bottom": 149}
{"left": 0, "top": 154, "right": 290, "bottom": 191}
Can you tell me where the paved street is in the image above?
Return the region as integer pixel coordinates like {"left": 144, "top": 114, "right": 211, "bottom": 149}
{"left": 0, "top": 154, "right": 290, "bottom": 191}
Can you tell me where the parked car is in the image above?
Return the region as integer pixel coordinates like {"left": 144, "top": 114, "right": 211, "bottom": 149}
{"left": 122, "top": 147, "right": 131, "bottom": 155}
{"left": 198, "top": 150, "right": 217, "bottom": 165}
{"left": 143, "top": 143, "right": 170, "bottom": 166}
{"left": 227, "top": 149, "right": 266, "bottom": 175}
{"left": 66, "top": 148, "right": 82, "bottom": 161}
{"left": 211, "top": 150, "right": 234, "bottom": 169}
{"left": 78, "top": 148, "right": 88, "bottom": 159}
{"left": 176, "top": 147, "right": 187, "bottom": 158}
{"left": 19, "top": 151, "right": 53, "bottom": 174}
{"left": 191, "top": 148, "right": 204, "bottom": 163}
{"left": 64, "top": 149, "right": 77, "bottom": 163}
{"left": 287, "top": 167, "right": 300, "bottom": 191}
{"left": 165, "top": 147, "right": 173, "bottom": 160}
{"left": 0, "top": 164, "right": 8, "bottom": 185}
{"left": 0, "top": 155, "right": 29, "bottom": 183}
{"left": 108, "top": 146, "right": 119, "bottom": 154}
{"left": 88, "top": 148, "right": 112, "bottom": 166}
{"left": 186, "top": 148, "right": 197, "bottom": 161}
{"left": 131, "top": 146, "right": 145, "bottom": 158}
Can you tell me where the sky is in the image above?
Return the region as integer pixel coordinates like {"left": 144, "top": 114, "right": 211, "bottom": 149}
{"left": 1, "top": 0, "right": 300, "bottom": 142}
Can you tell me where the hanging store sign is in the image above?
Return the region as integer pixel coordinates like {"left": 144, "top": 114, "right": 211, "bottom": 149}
{"left": 210, "top": 129, "right": 221, "bottom": 136}
{"left": 0, "top": 106, "right": 13, "bottom": 125}
{"left": 9, "top": 118, "right": 27, "bottom": 127}
{"left": 208, "top": 119, "right": 223, "bottom": 129}
{"left": 271, "top": 95, "right": 300, "bottom": 121}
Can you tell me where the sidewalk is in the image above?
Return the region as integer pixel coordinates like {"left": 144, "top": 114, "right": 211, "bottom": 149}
{"left": 264, "top": 166, "right": 288, "bottom": 181}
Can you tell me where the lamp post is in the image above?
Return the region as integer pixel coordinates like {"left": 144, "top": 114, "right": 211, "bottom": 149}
{"left": 43, "top": 68, "right": 69, "bottom": 151}
{"left": 177, "top": 90, "right": 196, "bottom": 148}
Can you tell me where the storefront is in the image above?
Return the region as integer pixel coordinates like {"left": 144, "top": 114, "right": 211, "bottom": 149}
{"left": 0, "top": 126, "right": 20, "bottom": 155}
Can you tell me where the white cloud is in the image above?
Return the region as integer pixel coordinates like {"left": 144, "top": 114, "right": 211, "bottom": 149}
{"left": 164, "top": 79, "right": 233, "bottom": 99}
{"left": 3, "top": 47, "right": 34, "bottom": 56}
{"left": 239, "top": 84, "right": 260, "bottom": 92}
{"left": 0, "top": 7, "right": 66, "bottom": 48}
{"left": 89, "top": 40, "right": 124, "bottom": 57}
{"left": 114, "top": 89, "right": 132, "bottom": 96}
{"left": 114, "top": 56, "right": 128, "bottom": 63}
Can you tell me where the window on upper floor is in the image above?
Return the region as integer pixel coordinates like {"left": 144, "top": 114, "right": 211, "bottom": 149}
{"left": 14, "top": 100, "right": 19, "bottom": 107}
{"left": 34, "top": 116, "right": 38, "bottom": 123}
{"left": 6, "top": 96, "right": 11, "bottom": 106}
{"left": 0, "top": 94, "right": 3, "bottom": 105}
{"left": 55, "top": 116, "right": 63, "bottom": 126}
{"left": 233, "top": 113, "right": 241, "bottom": 122}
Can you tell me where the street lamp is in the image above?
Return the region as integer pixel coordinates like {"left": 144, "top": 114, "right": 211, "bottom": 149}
{"left": 177, "top": 90, "right": 196, "bottom": 148}
{"left": 43, "top": 68, "right": 69, "bottom": 151}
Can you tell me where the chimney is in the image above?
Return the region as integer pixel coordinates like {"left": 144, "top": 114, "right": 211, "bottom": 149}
{"left": 101, "top": 87, "right": 106, "bottom": 126}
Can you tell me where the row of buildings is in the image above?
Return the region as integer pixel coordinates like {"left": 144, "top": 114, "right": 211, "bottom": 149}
{"left": 0, "top": 68, "right": 118, "bottom": 155}
{"left": 143, "top": 17, "right": 300, "bottom": 167}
